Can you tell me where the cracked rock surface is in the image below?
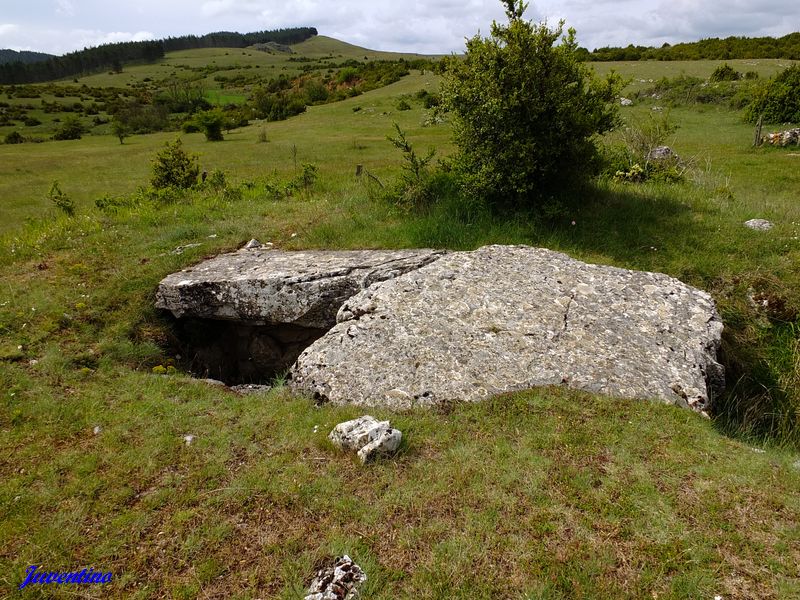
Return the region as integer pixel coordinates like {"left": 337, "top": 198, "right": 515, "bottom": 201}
{"left": 291, "top": 245, "right": 724, "bottom": 413}
{"left": 156, "top": 247, "right": 446, "bottom": 328}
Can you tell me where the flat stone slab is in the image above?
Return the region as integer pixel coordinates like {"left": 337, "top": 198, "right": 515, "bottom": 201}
{"left": 291, "top": 245, "right": 724, "bottom": 413}
{"left": 156, "top": 247, "right": 445, "bottom": 328}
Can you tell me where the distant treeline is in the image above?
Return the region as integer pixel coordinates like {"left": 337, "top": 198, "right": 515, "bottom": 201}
{"left": 0, "top": 27, "right": 318, "bottom": 84}
{"left": 583, "top": 32, "right": 800, "bottom": 61}
{"left": 0, "top": 49, "right": 54, "bottom": 65}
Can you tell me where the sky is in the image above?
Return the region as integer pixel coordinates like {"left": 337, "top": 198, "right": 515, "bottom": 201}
{"left": 0, "top": 0, "right": 798, "bottom": 56}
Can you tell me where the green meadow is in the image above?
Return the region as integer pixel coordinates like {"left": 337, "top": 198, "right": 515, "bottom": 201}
{"left": 1, "top": 40, "right": 799, "bottom": 598}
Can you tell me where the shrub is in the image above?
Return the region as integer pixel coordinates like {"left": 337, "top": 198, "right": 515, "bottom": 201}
{"left": 4, "top": 131, "right": 24, "bottom": 144}
{"left": 397, "top": 99, "right": 412, "bottom": 111}
{"left": 710, "top": 63, "right": 741, "bottom": 82}
{"left": 205, "top": 169, "right": 227, "bottom": 190}
{"left": 150, "top": 139, "right": 200, "bottom": 189}
{"left": 181, "top": 121, "right": 201, "bottom": 134}
{"left": 441, "top": 0, "right": 621, "bottom": 209}
{"left": 337, "top": 67, "right": 358, "bottom": 85}
{"left": 250, "top": 88, "right": 306, "bottom": 121}
{"left": 52, "top": 115, "right": 86, "bottom": 140}
{"left": 745, "top": 64, "right": 800, "bottom": 124}
{"left": 23, "top": 117, "right": 41, "bottom": 127}
{"left": 47, "top": 181, "right": 75, "bottom": 216}
{"left": 387, "top": 124, "right": 437, "bottom": 210}
{"left": 193, "top": 109, "right": 225, "bottom": 141}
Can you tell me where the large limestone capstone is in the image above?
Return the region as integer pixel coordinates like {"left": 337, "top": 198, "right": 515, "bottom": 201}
{"left": 156, "top": 247, "right": 445, "bottom": 328}
{"left": 290, "top": 245, "right": 724, "bottom": 413}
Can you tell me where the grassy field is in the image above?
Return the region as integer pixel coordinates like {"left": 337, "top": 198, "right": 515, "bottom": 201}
{"left": 1, "top": 43, "right": 800, "bottom": 598}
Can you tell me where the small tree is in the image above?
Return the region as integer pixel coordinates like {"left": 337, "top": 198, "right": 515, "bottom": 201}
{"left": 151, "top": 139, "right": 200, "bottom": 189}
{"left": 441, "top": 0, "right": 621, "bottom": 209}
{"left": 193, "top": 109, "right": 225, "bottom": 142}
{"left": 110, "top": 117, "right": 131, "bottom": 144}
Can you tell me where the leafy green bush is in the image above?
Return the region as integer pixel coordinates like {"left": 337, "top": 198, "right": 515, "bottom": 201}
{"left": 397, "top": 99, "right": 412, "bottom": 111}
{"left": 441, "top": 0, "right": 621, "bottom": 209}
{"left": 4, "top": 130, "right": 24, "bottom": 144}
{"left": 745, "top": 64, "right": 800, "bottom": 124}
{"left": 150, "top": 139, "right": 200, "bottom": 189}
{"left": 250, "top": 88, "right": 306, "bottom": 121}
{"left": 193, "top": 109, "right": 225, "bottom": 141}
{"left": 181, "top": 121, "right": 201, "bottom": 134}
{"left": 336, "top": 67, "right": 358, "bottom": 85}
{"left": 710, "top": 63, "right": 741, "bottom": 82}
{"left": 52, "top": 115, "right": 86, "bottom": 140}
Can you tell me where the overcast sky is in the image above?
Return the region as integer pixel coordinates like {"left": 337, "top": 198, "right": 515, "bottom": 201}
{"left": 1, "top": 0, "right": 798, "bottom": 56}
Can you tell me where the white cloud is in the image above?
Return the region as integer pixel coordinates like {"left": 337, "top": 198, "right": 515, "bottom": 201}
{"left": 0, "top": 23, "right": 20, "bottom": 38}
{"left": 72, "top": 30, "right": 156, "bottom": 50}
{"left": 55, "top": 0, "right": 76, "bottom": 17}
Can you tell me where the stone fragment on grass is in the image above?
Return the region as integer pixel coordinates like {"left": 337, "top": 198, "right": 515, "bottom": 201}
{"left": 619, "top": 97, "right": 633, "bottom": 106}
{"left": 329, "top": 415, "right": 402, "bottom": 463}
{"left": 304, "top": 555, "right": 366, "bottom": 600}
{"left": 230, "top": 383, "right": 272, "bottom": 395}
{"left": 647, "top": 145, "right": 678, "bottom": 161}
{"left": 243, "top": 239, "right": 262, "bottom": 249}
{"left": 744, "top": 219, "right": 774, "bottom": 231}
{"left": 171, "top": 243, "right": 202, "bottom": 255}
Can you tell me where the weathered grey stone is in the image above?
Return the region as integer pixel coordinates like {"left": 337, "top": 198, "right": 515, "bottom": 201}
{"left": 619, "top": 97, "right": 633, "bottom": 106}
{"left": 329, "top": 415, "right": 402, "bottom": 463}
{"left": 304, "top": 555, "right": 366, "bottom": 600}
{"left": 291, "top": 245, "right": 724, "bottom": 413}
{"left": 156, "top": 248, "right": 445, "bottom": 328}
{"left": 648, "top": 145, "right": 678, "bottom": 161}
{"left": 744, "top": 218, "right": 774, "bottom": 231}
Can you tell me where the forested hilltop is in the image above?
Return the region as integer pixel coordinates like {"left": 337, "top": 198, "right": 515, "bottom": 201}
{"left": 0, "top": 49, "right": 54, "bottom": 65}
{"left": 585, "top": 32, "right": 800, "bottom": 61}
{"left": 0, "top": 27, "right": 317, "bottom": 84}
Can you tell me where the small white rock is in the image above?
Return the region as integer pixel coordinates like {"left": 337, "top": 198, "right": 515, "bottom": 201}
{"left": 93, "top": 425, "right": 102, "bottom": 435}
{"left": 183, "top": 434, "right": 195, "bottom": 446}
{"left": 244, "top": 239, "right": 262, "bottom": 249}
{"left": 744, "top": 219, "right": 774, "bottom": 231}
{"left": 304, "top": 555, "right": 366, "bottom": 600}
{"left": 330, "top": 415, "right": 402, "bottom": 464}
